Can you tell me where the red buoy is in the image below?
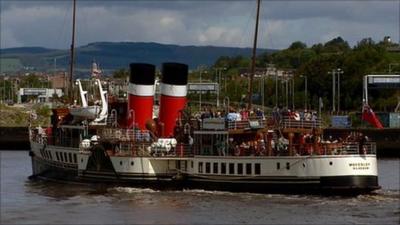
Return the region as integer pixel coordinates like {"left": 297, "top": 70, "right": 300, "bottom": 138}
{"left": 158, "top": 63, "right": 188, "bottom": 137}
{"left": 128, "top": 63, "right": 156, "bottom": 130}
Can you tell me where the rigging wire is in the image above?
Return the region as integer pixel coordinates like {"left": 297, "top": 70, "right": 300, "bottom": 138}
{"left": 235, "top": 0, "right": 257, "bottom": 56}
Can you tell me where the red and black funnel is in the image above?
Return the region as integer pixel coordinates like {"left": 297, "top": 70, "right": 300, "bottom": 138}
{"left": 158, "top": 62, "right": 188, "bottom": 137}
{"left": 128, "top": 63, "right": 155, "bottom": 130}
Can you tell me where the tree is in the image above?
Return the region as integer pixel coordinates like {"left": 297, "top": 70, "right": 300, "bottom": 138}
{"left": 112, "top": 68, "right": 129, "bottom": 79}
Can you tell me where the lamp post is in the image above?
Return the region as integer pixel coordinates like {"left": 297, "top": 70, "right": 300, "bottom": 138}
{"left": 328, "top": 70, "right": 335, "bottom": 113}
{"left": 292, "top": 76, "right": 295, "bottom": 110}
{"left": 300, "top": 75, "right": 307, "bottom": 110}
{"left": 215, "top": 67, "right": 226, "bottom": 108}
{"left": 328, "top": 68, "right": 343, "bottom": 114}
{"left": 199, "top": 69, "right": 202, "bottom": 111}
{"left": 275, "top": 69, "right": 278, "bottom": 107}
{"left": 336, "top": 68, "right": 344, "bottom": 114}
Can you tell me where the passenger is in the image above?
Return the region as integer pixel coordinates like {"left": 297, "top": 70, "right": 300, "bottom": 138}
{"left": 255, "top": 108, "right": 264, "bottom": 119}
{"left": 240, "top": 108, "right": 249, "bottom": 121}
{"left": 234, "top": 145, "right": 241, "bottom": 156}
{"left": 259, "top": 139, "right": 266, "bottom": 156}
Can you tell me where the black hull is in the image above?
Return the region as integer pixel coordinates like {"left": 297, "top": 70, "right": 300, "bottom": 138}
{"left": 186, "top": 176, "right": 380, "bottom": 195}
{"left": 30, "top": 155, "right": 380, "bottom": 195}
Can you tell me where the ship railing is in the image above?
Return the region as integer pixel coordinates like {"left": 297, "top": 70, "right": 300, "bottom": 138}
{"left": 111, "top": 143, "right": 193, "bottom": 157}
{"left": 33, "top": 134, "right": 81, "bottom": 148}
{"left": 319, "top": 142, "right": 376, "bottom": 155}
{"left": 150, "top": 144, "right": 194, "bottom": 157}
{"left": 282, "top": 116, "right": 321, "bottom": 129}
{"left": 100, "top": 128, "right": 152, "bottom": 142}
{"left": 227, "top": 117, "right": 266, "bottom": 130}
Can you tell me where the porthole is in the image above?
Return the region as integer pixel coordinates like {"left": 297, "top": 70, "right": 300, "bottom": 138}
{"left": 131, "top": 161, "right": 134, "bottom": 166}
{"left": 286, "top": 162, "right": 290, "bottom": 170}
{"left": 329, "top": 161, "right": 333, "bottom": 166}
{"left": 81, "top": 158, "right": 83, "bottom": 163}
{"left": 302, "top": 163, "right": 306, "bottom": 168}
{"left": 120, "top": 161, "right": 123, "bottom": 166}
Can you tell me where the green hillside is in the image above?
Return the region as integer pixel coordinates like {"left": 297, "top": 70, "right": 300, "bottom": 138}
{"left": 0, "top": 42, "right": 272, "bottom": 74}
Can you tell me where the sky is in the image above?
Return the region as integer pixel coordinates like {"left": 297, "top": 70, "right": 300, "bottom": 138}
{"left": 0, "top": 0, "right": 399, "bottom": 50}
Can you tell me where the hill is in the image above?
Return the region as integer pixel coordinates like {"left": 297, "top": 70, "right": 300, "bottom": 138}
{"left": 0, "top": 42, "right": 273, "bottom": 75}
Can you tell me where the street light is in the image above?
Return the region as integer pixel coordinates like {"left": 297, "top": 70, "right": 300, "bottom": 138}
{"left": 328, "top": 68, "right": 343, "bottom": 114}
{"left": 215, "top": 67, "right": 226, "bottom": 108}
{"left": 300, "top": 75, "right": 307, "bottom": 110}
{"left": 199, "top": 67, "right": 208, "bottom": 110}
{"left": 336, "top": 68, "right": 344, "bottom": 113}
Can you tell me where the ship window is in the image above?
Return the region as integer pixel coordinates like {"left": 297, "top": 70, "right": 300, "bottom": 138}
{"left": 60, "top": 152, "right": 64, "bottom": 162}
{"left": 191, "top": 161, "right": 194, "bottom": 168}
{"left": 286, "top": 162, "right": 290, "bottom": 170}
{"left": 64, "top": 153, "right": 68, "bottom": 162}
{"left": 329, "top": 161, "right": 333, "bottom": 166}
{"left": 221, "top": 163, "right": 226, "bottom": 174}
{"left": 255, "top": 163, "right": 261, "bottom": 175}
{"left": 198, "top": 162, "right": 203, "bottom": 173}
{"left": 131, "top": 161, "right": 134, "bottom": 166}
{"left": 213, "top": 162, "right": 218, "bottom": 174}
{"left": 56, "top": 152, "right": 60, "bottom": 161}
{"left": 237, "top": 163, "right": 243, "bottom": 175}
{"left": 120, "top": 161, "right": 123, "bottom": 166}
{"left": 205, "top": 162, "right": 211, "bottom": 174}
{"left": 69, "top": 153, "right": 72, "bottom": 163}
{"left": 74, "top": 154, "right": 77, "bottom": 163}
{"left": 277, "top": 162, "right": 280, "bottom": 170}
{"left": 229, "top": 163, "right": 234, "bottom": 174}
{"left": 246, "top": 163, "right": 252, "bottom": 175}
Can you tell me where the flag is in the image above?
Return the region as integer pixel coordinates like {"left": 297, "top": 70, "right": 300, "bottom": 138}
{"left": 362, "top": 104, "right": 383, "bottom": 129}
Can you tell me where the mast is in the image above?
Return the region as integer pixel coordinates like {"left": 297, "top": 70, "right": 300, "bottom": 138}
{"left": 68, "top": 0, "right": 77, "bottom": 100}
{"left": 247, "top": 0, "right": 261, "bottom": 110}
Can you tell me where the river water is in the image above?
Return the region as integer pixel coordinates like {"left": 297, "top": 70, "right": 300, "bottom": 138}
{"left": 1, "top": 151, "right": 399, "bottom": 224}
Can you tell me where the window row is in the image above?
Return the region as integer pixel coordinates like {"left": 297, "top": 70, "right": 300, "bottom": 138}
{"left": 198, "top": 162, "right": 261, "bottom": 175}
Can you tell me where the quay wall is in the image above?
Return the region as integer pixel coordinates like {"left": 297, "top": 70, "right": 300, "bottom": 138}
{"left": 0, "top": 127, "right": 29, "bottom": 150}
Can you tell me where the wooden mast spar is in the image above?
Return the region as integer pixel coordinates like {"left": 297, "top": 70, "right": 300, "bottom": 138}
{"left": 68, "top": 0, "right": 77, "bottom": 101}
{"left": 247, "top": 0, "right": 261, "bottom": 110}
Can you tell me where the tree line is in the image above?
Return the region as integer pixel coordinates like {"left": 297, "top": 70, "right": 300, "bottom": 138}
{"left": 212, "top": 37, "right": 400, "bottom": 112}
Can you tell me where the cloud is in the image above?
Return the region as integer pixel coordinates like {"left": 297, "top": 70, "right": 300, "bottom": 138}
{"left": 0, "top": 0, "right": 398, "bottom": 49}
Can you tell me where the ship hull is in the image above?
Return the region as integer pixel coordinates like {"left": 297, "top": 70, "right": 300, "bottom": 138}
{"left": 29, "top": 142, "right": 380, "bottom": 194}
{"left": 185, "top": 175, "right": 379, "bottom": 195}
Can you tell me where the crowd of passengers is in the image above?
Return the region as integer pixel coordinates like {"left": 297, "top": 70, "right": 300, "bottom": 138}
{"left": 195, "top": 105, "right": 319, "bottom": 123}
{"left": 196, "top": 105, "right": 265, "bottom": 122}
{"left": 272, "top": 106, "right": 318, "bottom": 123}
